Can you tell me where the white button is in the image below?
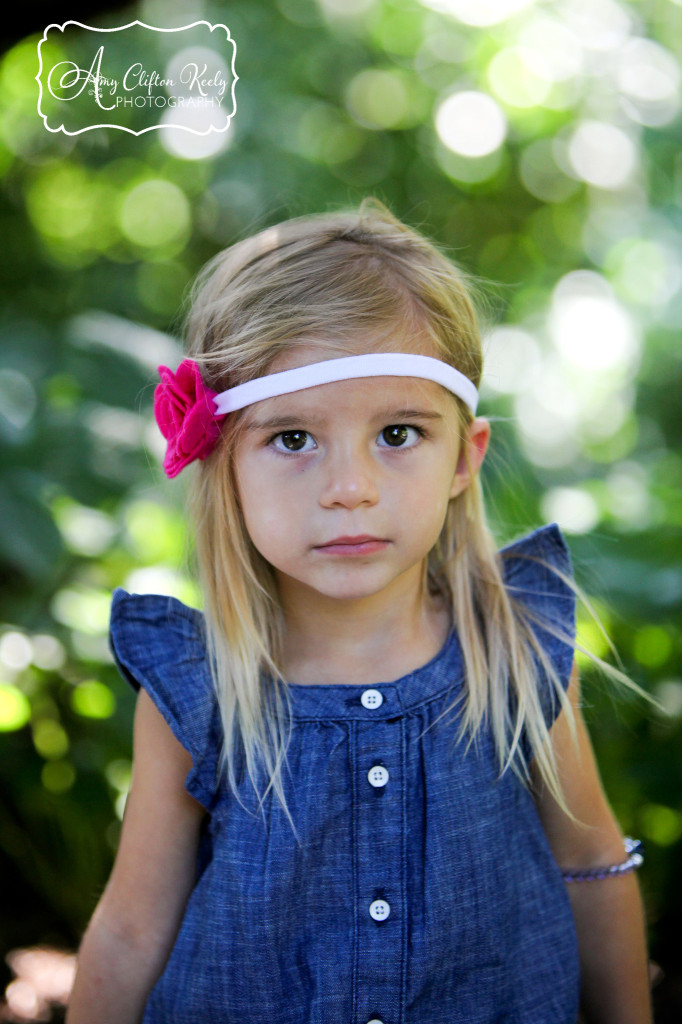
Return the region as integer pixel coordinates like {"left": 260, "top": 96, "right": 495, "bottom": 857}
{"left": 367, "top": 1019, "right": 385, "bottom": 1023}
{"left": 369, "top": 899, "right": 390, "bottom": 921}
{"left": 361, "top": 688, "right": 383, "bottom": 709}
{"left": 368, "top": 765, "right": 389, "bottom": 787}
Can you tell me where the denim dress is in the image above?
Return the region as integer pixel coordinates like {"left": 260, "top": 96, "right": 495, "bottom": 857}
{"left": 108, "top": 522, "right": 580, "bottom": 1024}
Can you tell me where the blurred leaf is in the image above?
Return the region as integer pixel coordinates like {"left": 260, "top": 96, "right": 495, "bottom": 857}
{"left": 0, "top": 472, "right": 65, "bottom": 582}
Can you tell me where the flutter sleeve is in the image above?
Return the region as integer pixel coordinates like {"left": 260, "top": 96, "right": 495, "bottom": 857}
{"left": 108, "top": 588, "right": 222, "bottom": 813}
{"left": 499, "top": 522, "right": 578, "bottom": 762}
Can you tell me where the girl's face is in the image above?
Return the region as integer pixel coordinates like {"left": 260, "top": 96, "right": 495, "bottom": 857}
{"left": 233, "top": 345, "right": 490, "bottom": 608}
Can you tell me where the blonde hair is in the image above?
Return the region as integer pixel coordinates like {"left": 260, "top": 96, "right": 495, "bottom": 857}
{"left": 180, "top": 197, "right": 653, "bottom": 844}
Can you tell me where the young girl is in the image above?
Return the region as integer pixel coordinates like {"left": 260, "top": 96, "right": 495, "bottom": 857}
{"left": 66, "top": 198, "right": 653, "bottom": 1024}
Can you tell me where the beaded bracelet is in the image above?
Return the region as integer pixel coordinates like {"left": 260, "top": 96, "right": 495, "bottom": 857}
{"left": 561, "top": 837, "right": 644, "bottom": 883}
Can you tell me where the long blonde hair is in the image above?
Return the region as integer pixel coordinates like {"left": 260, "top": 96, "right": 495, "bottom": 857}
{"left": 181, "top": 197, "right": 652, "bottom": 844}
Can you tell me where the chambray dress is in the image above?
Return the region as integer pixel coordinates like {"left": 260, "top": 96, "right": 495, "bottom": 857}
{"left": 108, "top": 522, "right": 580, "bottom": 1024}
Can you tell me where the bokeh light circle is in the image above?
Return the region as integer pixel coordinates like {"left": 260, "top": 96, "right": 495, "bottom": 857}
{"left": 549, "top": 271, "right": 639, "bottom": 373}
{"left": 567, "top": 121, "right": 637, "bottom": 189}
{"left": 435, "top": 90, "right": 507, "bottom": 157}
{"left": 119, "top": 180, "right": 191, "bottom": 249}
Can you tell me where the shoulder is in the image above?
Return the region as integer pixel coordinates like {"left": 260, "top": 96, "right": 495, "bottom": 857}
{"left": 110, "top": 587, "right": 207, "bottom": 657}
{"left": 109, "top": 588, "right": 211, "bottom": 692}
{"left": 498, "top": 522, "right": 576, "bottom": 629}
{"left": 108, "top": 588, "right": 220, "bottom": 813}
{"left": 108, "top": 585, "right": 214, "bottom": 712}
{"left": 499, "top": 521, "right": 573, "bottom": 586}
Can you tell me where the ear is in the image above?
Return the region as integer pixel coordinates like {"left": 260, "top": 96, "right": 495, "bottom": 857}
{"left": 449, "top": 417, "right": 491, "bottom": 500}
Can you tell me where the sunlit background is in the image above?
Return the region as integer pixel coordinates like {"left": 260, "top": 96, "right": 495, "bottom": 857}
{"left": 1, "top": 0, "right": 681, "bottom": 1019}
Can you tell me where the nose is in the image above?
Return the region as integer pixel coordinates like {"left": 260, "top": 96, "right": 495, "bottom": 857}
{"left": 318, "top": 439, "right": 380, "bottom": 510}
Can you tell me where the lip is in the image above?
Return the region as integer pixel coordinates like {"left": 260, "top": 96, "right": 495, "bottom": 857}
{"left": 315, "top": 535, "right": 389, "bottom": 556}
{"left": 318, "top": 535, "right": 383, "bottom": 546}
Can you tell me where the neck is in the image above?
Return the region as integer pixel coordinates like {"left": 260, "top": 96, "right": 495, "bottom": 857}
{"left": 276, "top": 567, "right": 451, "bottom": 686}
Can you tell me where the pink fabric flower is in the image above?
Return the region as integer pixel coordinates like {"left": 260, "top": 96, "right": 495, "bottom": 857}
{"left": 154, "top": 359, "right": 226, "bottom": 478}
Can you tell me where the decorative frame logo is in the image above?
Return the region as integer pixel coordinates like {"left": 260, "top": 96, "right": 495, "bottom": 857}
{"left": 35, "top": 20, "right": 238, "bottom": 135}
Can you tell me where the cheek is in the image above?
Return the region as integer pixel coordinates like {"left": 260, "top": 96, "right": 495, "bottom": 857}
{"left": 404, "top": 456, "right": 455, "bottom": 507}
{"left": 414, "top": 490, "right": 450, "bottom": 533}
{"left": 236, "top": 457, "right": 302, "bottom": 543}
{"left": 234, "top": 457, "right": 265, "bottom": 526}
{"left": 239, "top": 495, "right": 287, "bottom": 565}
{"left": 406, "top": 467, "right": 456, "bottom": 537}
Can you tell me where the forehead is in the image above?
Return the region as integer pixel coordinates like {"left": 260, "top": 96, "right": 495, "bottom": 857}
{"left": 266, "top": 337, "right": 438, "bottom": 372}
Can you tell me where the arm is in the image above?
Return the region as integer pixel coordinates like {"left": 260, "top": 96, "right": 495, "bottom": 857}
{"left": 66, "top": 688, "right": 208, "bottom": 1024}
{"left": 529, "top": 659, "right": 652, "bottom": 1024}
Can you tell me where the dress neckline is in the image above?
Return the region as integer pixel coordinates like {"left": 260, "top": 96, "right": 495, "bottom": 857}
{"left": 265, "top": 624, "right": 462, "bottom": 721}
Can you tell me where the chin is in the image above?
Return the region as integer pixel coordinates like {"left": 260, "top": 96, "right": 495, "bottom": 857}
{"left": 312, "top": 577, "right": 394, "bottom": 601}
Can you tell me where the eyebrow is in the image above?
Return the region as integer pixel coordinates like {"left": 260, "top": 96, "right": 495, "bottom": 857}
{"left": 244, "top": 407, "right": 445, "bottom": 432}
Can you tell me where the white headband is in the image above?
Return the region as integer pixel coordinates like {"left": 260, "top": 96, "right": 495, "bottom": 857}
{"left": 212, "top": 353, "right": 479, "bottom": 415}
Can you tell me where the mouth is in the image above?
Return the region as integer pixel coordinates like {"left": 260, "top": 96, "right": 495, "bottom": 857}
{"left": 315, "top": 536, "right": 389, "bottom": 555}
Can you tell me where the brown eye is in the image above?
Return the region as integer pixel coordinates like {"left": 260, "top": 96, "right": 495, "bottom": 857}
{"left": 383, "top": 426, "right": 408, "bottom": 447}
{"left": 379, "top": 425, "right": 424, "bottom": 449}
{"left": 270, "top": 430, "right": 315, "bottom": 454}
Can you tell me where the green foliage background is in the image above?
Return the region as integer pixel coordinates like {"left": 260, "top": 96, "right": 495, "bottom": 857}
{"left": 0, "top": 0, "right": 680, "bottom": 1012}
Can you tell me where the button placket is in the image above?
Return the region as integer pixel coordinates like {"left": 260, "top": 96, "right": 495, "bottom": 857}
{"left": 356, "top": 687, "right": 402, "bottom": 1024}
